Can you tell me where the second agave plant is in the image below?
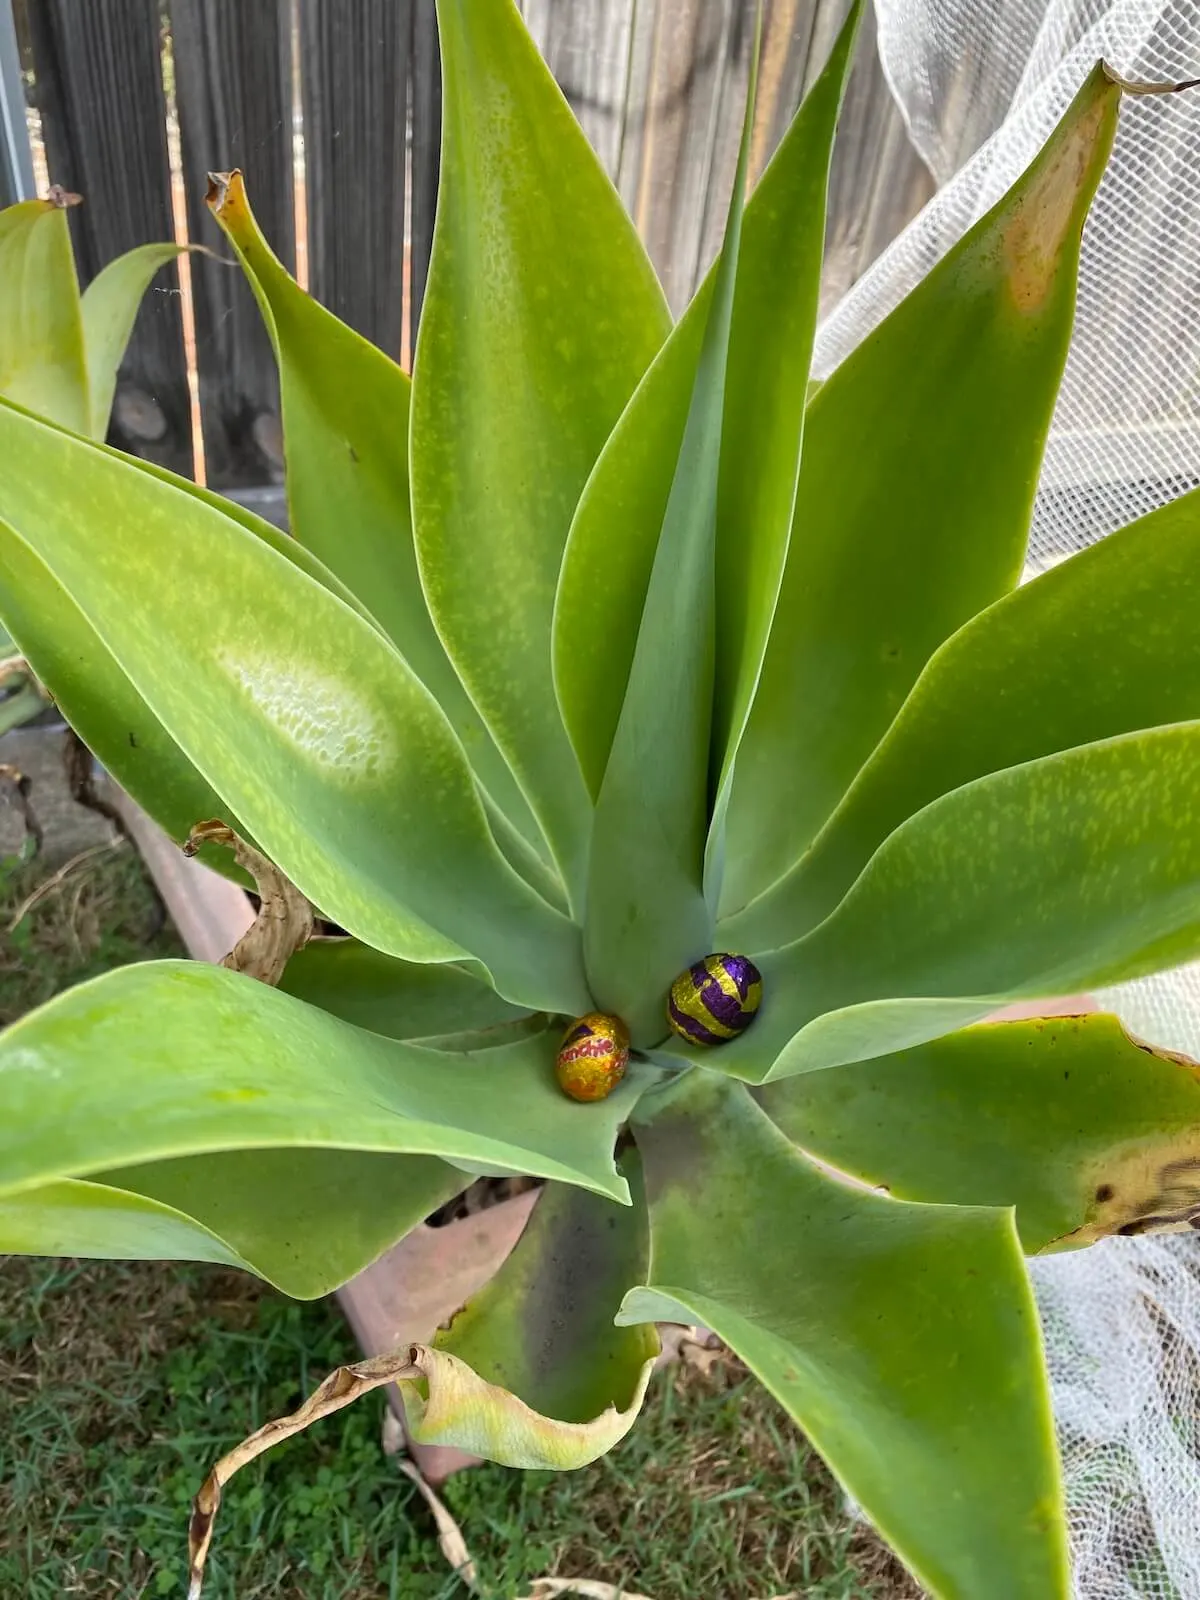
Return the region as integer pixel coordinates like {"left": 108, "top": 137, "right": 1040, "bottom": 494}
{"left": 1, "top": 2, "right": 1199, "bottom": 1597}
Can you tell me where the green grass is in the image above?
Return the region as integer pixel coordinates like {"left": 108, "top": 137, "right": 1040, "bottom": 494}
{"left": 0, "top": 1257, "right": 915, "bottom": 1600}
{"left": 0, "top": 839, "right": 183, "bottom": 1026}
{"left": 0, "top": 840, "right": 919, "bottom": 1599}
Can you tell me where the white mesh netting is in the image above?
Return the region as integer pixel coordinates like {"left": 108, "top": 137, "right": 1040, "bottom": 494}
{"left": 816, "top": 5, "right": 1200, "bottom": 1594}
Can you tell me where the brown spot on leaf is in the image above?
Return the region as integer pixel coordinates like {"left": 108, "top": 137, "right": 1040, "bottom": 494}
{"left": 1068, "top": 1138, "right": 1200, "bottom": 1245}
{"left": 1002, "top": 80, "right": 1116, "bottom": 314}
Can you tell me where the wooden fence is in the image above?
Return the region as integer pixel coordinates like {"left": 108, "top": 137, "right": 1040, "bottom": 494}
{"left": 5, "top": 0, "right": 933, "bottom": 500}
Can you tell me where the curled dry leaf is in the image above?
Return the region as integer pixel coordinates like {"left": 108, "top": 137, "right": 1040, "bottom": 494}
{"left": 1100, "top": 62, "right": 1200, "bottom": 95}
{"left": 654, "top": 1322, "right": 723, "bottom": 1373}
{"left": 187, "top": 1347, "right": 421, "bottom": 1599}
{"left": 183, "top": 818, "right": 314, "bottom": 984}
{"left": 45, "top": 184, "right": 82, "bottom": 209}
{"left": 188, "top": 1340, "right": 661, "bottom": 1597}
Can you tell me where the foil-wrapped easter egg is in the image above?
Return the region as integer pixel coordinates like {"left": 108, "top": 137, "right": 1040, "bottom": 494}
{"left": 667, "top": 953, "right": 763, "bottom": 1047}
{"left": 555, "top": 1012, "right": 630, "bottom": 1102}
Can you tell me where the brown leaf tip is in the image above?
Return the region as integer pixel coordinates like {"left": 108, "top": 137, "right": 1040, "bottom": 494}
{"left": 1003, "top": 76, "right": 1117, "bottom": 314}
{"left": 205, "top": 170, "right": 241, "bottom": 213}
{"left": 183, "top": 818, "right": 235, "bottom": 858}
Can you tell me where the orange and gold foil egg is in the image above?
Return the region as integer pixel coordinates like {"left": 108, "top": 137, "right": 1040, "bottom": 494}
{"left": 555, "top": 1012, "right": 630, "bottom": 1102}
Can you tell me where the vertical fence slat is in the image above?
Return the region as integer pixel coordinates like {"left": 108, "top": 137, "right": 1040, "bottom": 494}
{"left": 21, "top": 0, "right": 192, "bottom": 475}
{"left": 384, "top": 0, "right": 934, "bottom": 374}
{"left": 819, "top": 0, "right": 935, "bottom": 312}
{"left": 409, "top": 0, "right": 440, "bottom": 360}
{"left": 168, "top": 0, "right": 293, "bottom": 489}
{"left": 299, "top": 0, "right": 409, "bottom": 362}
{"left": 15, "top": 0, "right": 934, "bottom": 494}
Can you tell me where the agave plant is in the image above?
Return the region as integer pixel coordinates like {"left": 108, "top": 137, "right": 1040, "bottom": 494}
{"left": 2, "top": 2, "right": 1200, "bottom": 1595}
{"left": 0, "top": 187, "right": 187, "bottom": 731}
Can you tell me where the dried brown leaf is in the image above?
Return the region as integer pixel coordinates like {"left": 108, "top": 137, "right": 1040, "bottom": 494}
{"left": 517, "top": 1581, "right": 659, "bottom": 1600}
{"left": 187, "top": 1348, "right": 421, "bottom": 1599}
{"left": 6, "top": 839, "right": 124, "bottom": 933}
{"left": 398, "top": 1457, "right": 479, "bottom": 1590}
{"left": 183, "top": 818, "right": 313, "bottom": 984}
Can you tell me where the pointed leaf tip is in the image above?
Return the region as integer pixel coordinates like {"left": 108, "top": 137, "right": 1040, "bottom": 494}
{"left": 1003, "top": 66, "right": 1119, "bottom": 314}
{"left": 204, "top": 169, "right": 239, "bottom": 213}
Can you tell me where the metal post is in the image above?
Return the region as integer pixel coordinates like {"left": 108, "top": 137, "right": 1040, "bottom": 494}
{"left": 0, "top": 0, "right": 34, "bottom": 205}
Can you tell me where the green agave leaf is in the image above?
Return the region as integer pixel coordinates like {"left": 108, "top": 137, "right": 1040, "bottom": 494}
{"left": 760, "top": 1012, "right": 1200, "bottom": 1252}
{"left": 554, "top": 7, "right": 859, "bottom": 806}
{"left": 706, "top": 722, "right": 1200, "bottom": 1081}
{"left": 0, "top": 961, "right": 639, "bottom": 1205}
{"left": 0, "top": 1178, "right": 254, "bottom": 1270}
{"left": 720, "top": 65, "right": 1121, "bottom": 918}
{"left": 620, "top": 1073, "right": 1065, "bottom": 1600}
{"left": 0, "top": 1149, "right": 465, "bottom": 1300}
{"left": 0, "top": 196, "right": 89, "bottom": 434}
{"left": 399, "top": 1341, "right": 654, "bottom": 1472}
{"left": 710, "top": 2, "right": 862, "bottom": 868}
{"left": 207, "top": 174, "right": 546, "bottom": 862}
{"left": 582, "top": 18, "right": 761, "bottom": 1043}
{"left": 278, "top": 937, "right": 531, "bottom": 1040}
{"left": 398, "top": 1166, "right": 658, "bottom": 1466}
{"left": 483, "top": 786, "right": 569, "bottom": 913}
{"left": 122, "top": 430, "right": 386, "bottom": 629}
{"left": 0, "top": 517, "right": 239, "bottom": 864}
{"left": 0, "top": 405, "right": 396, "bottom": 882}
{"left": 411, "top": 0, "right": 671, "bottom": 901}
{"left": 731, "top": 484, "right": 1200, "bottom": 949}
{"left": 0, "top": 399, "right": 588, "bottom": 1012}
{"left": 79, "top": 241, "right": 187, "bottom": 439}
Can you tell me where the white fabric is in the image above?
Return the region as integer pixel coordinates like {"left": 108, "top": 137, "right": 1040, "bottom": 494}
{"left": 818, "top": 5, "right": 1200, "bottom": 1594}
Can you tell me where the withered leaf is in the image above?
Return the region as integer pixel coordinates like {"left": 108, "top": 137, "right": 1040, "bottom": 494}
{"left": 183, "top": 818, "right": 314, "bottom": 984}
{"left": 187, "top": 1348, "right": 421, "bottom": 1599}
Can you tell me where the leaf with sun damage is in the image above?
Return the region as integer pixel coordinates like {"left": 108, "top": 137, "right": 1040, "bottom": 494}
{"left": 759, "top": 1012, "right": 1200, "bottom": 1251}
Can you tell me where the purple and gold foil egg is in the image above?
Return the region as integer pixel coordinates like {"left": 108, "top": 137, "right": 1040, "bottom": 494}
{"left": 667, "top": 953, "right": 763, "bottom": 1047}
{"left": 555, "top": 1012, "right": 631, "bottom": 1102}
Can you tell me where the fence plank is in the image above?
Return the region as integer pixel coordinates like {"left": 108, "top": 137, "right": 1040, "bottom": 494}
{"left": 408, "top": 0, "right": 440, "bottom": 365}
{"left": 517, "top": 0, "right": 933, "bottom": 320}
{"left": 17, "top": 0, "right": 931, "bottom": 489}
{"left": 168, "top": 0, "right": 293, "bottom": 489}
{"left": 21, "top": 0, "right": 192, "bottom": 476}
{"left": 820, "top": 0, "right": 935, "bottom": 313}
{"left": 299, "top": 0, "right": 409, "bottom": 363}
